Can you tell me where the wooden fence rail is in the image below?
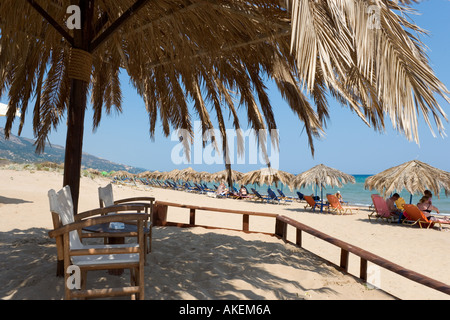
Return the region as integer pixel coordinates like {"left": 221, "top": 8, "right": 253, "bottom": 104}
{"left": 153, "top": 201, "right": 450, "bottom": 297}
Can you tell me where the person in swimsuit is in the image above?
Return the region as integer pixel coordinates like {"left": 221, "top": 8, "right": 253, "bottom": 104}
{"left": 417, "top": 195, "right": 440, "bottom": 218}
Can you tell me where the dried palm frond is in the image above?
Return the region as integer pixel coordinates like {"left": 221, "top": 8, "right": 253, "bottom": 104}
{"left": 0, "top": 0, "right": 448, "bottom": 210}
{"left": 2, "top": 0, "right": 447, "bottom": 157}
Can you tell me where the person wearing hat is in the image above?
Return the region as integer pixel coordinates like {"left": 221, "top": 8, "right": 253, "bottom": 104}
{"left": 335, "top": 191, "right": 344, "bottom": 203}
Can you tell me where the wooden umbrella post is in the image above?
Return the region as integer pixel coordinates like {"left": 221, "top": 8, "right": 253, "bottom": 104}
{"left": 62, "top": 0, "right": 94, "bottom": 215}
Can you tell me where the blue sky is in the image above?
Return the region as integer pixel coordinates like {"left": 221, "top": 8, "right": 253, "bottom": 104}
{"left": 1, "top": 0, "right": 449, "bottom": 175}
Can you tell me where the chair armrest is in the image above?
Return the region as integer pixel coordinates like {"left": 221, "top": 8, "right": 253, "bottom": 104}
{"left": 70, "top": 246, "right": 140, "bottom": 256}
{"left": 48, "top": 213, "right": 147, "bottom": 238}
{"left": 114, "top": 197, "right": 155, "bottom": 205}
{"left": 76, "top": 203, "right": 149, "bottom": 220}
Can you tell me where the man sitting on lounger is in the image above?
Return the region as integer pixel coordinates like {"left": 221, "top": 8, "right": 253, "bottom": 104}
{"left": 386, "top": 193, "right": 403, "bottom": 217}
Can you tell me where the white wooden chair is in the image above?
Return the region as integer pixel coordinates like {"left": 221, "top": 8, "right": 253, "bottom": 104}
{"left": 98, "top": 183, "right": 154, "bottom": 253}
{"left": 48, "top": 186, "right": 146, "bottom": 300}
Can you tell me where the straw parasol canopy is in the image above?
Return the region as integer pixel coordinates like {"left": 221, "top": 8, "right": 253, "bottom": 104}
{"left": 1, "top": 1, "right": 448, "bottom": 213}
{"left": 161, "top": 169, "right": 181, "bottom": 181}
{"left": 364, "top": 160, "right": 450, "bottom": 199}
{"left": 294, "top": 164, "right": 355, "bottom": 212}
{"left": 174, "top": 167, "right": 198, "bottom": 182}
{"left": 293, "top": 164, "right": 356, "bottom": 191}
{"left": 240, "top": 167, "right": 295, "bottom": 190}
{"left": 137, "top": 170, "right": 163, "bottom": 180}
{"left": 211, "top": 169, "right": 243, "bottom": 184}
{"left": 112, "top": 170, "right": 135, "bottom": 179}
{"left": 195, "top": 171, "right": 214, "bottom": 183}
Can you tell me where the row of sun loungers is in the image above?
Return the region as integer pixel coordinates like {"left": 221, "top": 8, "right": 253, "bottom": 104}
{"left": 112, "top": 176, "right": 305, "bottom": 205}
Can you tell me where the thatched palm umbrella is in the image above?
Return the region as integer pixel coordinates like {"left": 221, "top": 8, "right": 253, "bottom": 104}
{"left": 240, "top": 167, "right": 295, "bottom": 191}
{"left": 211, "top": 169, "right": 243, "bottom": 184}
{"left": 137, "top": 170, "right": 162, "bottom": 180}
{"left": 112, "top": 170, "right": 135, "bottom": 179}
{"left": 194, "top": 171, "right": 213, "bottom": 184}
{"left": 137, "top": 171, "right": 152, "bottom": 179}
{"left": 175, "top": 167, "right": 198, "bottom": 183}
{"left": 161, "top": 169, "right": 181, "bottom": 182}
{"left": 364, "top": 160, "right": 450, "bottom": 201}
{"left": 294, "top": 164, "right": 355, "bottom": 211}
{"left": 1, "top": 1, "right": 448, "bottom": 213}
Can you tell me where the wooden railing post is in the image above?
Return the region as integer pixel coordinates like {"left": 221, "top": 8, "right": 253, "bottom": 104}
{"left": 360, "top": 258, "right": 368, "bottom": 282}
{"left": 243, "top": 214, "right": 249, "bottom": 232}
{"left": 153, "top": 204, "right": 168, "bottom": 226}
{"left": 275, "top": 217, "right": 287, "bottom": 241}
{"left": 296, "top": 228, "right": 302, "bottom": 247}
{"left": 189, "top": 208, "right": 196, "bottom": 226}
{"left": 340, "top": 249, "right": 349, "bottom": 272}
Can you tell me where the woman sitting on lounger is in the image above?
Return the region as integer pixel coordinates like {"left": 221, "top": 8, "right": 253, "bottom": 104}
{"left": 216, "top": 182, "right": 228, "bottom": 197}
{"left": 417, "top": 196, "right": 440, "bottom": 218}
{"left": 239, "top": 185, "right": 248, "bottom": 196}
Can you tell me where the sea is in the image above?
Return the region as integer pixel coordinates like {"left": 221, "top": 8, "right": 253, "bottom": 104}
{"left": 214, "top": 174, "right": 450, "bottom": 216}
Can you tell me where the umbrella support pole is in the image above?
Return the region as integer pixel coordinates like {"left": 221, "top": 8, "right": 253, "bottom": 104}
{"left": 63, "top": 78, "right": 88, "bottom": 215}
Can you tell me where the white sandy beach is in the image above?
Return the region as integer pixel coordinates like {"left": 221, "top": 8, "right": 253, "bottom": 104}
{"left": 1, "top": 167, "right": 449, "bottom": 300}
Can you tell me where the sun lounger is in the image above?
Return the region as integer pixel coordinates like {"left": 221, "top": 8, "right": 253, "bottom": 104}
{"left": 303, "top": 195, "right": 327, "bottom": 212}
{"left": 277, "top": 189, "right": 295, "bottom": 201}
{"left": 296, "top": 192, "right": 305, "bottom": 201}
{"left": 267, "top": 188, "right": 292, "bottom": 204}
{"left": 326, "top": 194, "right": 358, "bottom": 215}
{"left": 368, "top": 195, "right": 398, "bottom": 223}
{"left": 402, "top": 204, "right": 450, "bottom": 230}
{"left": 251, "top": 188, "right": 270, "bottom": 202}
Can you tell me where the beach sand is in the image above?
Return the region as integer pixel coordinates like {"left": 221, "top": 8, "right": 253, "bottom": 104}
{"left": 1, "top": 168, "right": 449, "bottom": 300}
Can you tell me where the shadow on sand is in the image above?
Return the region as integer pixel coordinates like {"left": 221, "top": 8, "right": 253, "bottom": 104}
{"left": 0, "top": 226, "right": 363, "bottom": 300}
{"left": 0, "top": 196, "right": 33, "bottom": 205}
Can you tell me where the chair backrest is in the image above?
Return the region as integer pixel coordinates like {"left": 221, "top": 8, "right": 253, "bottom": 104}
{"left": 304, "top": 195, "right": 316, "bottom": 207}
{"left": 277, "top": 189, "right": 285, "bottom": 197}
{"left": 267, "top": 188, "right": 277, "bottom": 200}
{"left": 327, "top": 194, "right": 342, "bottom": 209}
{"left": 251, "top": 188, "right": 262, "bottom": 198}
{"left": 297, "top": 192, "right": 304, "bottom": 200}
{"left": 48, "top": 186, "right": 83, "bottom": 250}
{"left": 403, "top": 204, "right": 429, "bottom": 222}
{"left": 372, "top": 196, "right": 391, "bottom": 218}
{"left": 98, "top": 183, "right": 114, "bottom": 207}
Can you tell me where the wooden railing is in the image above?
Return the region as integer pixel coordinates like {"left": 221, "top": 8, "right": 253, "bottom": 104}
{"left": 153, "top": 201, "right": 450, "bottom": 297}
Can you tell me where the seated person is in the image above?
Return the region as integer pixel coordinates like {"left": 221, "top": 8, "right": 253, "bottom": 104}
{"left": 216, "top": 182, "right": 228, "bottom": 196}
{"left": 417, "top": 195, "right": 440, "bottom": 218}
{"left": 395, "top": 196, "right": 406, "bottom": 211}
{"left": 386, "top": 193, "right": 403, "bottom": 216}
{"left": 238, "top": 185, "right": 249, "bottom": 197}
{"left": 335, "top": 191, "right": 346, "bottom": 204}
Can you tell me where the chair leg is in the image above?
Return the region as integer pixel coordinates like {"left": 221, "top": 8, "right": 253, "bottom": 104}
{"left": 138, "top": 266, "right": 144, "bottom": 300}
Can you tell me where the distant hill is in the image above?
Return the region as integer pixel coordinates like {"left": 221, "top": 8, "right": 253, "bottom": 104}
{"left": 0, "top": 128, "right": 146, "bottom": 174}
